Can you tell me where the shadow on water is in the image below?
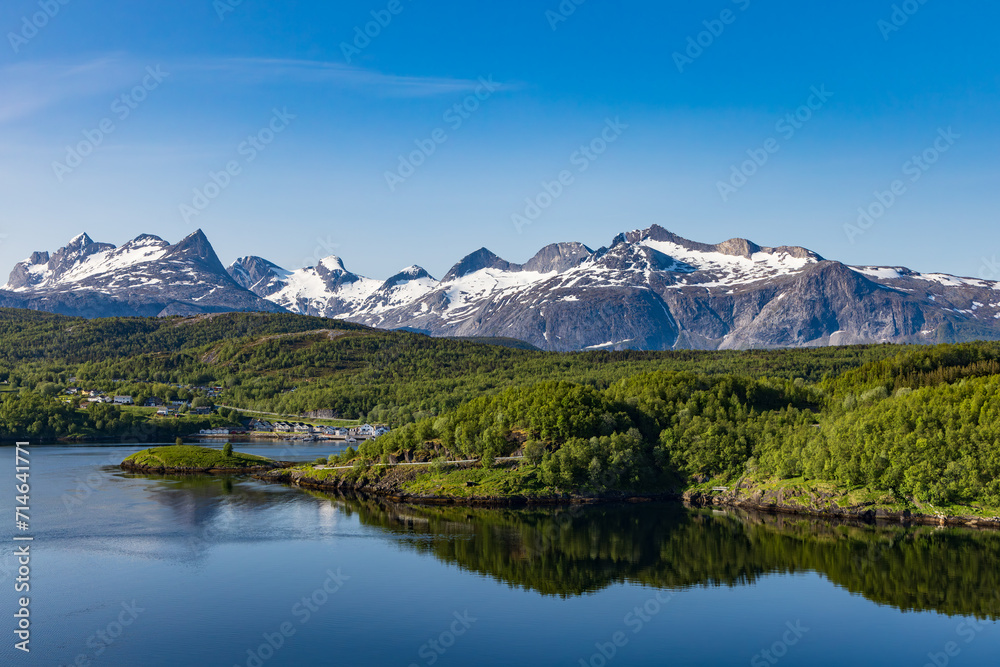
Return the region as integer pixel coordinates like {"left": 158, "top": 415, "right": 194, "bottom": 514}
{"left": 312, "top": 491, "right": 1000, "bottom": 619}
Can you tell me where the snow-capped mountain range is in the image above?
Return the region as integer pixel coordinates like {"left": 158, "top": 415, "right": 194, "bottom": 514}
{"left": 4, "top": 226, "right": 999, "bottom": 350}
{"left": 0, "top": 230, "right": 282, "bottom": 317}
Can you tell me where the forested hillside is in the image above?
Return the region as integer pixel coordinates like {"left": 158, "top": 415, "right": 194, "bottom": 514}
{"left": 3, "top": 308, "right": 1000, "bottom": 509}
{"left": 0, "top": 308, "right": 898, "bottom": 425}
{"left": 355, "top": 341, "right": 1000, "bottom": 508}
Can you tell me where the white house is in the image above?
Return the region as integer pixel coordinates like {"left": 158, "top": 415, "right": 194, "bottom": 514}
{"left": 113, "top": 396, "right": 134, "bottom": 405}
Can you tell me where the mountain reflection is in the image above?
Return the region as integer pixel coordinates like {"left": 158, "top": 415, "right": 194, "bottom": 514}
{"left": 323, "top": 492, "right": 1000, "bottom": 619}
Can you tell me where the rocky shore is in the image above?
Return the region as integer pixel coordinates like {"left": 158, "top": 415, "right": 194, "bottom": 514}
{"left": 121, "top": 459, "right": 296, "bottom": 475}
{"left": 682, "top": 485, "right": 1000, "bottom": 529}
{"left": 255, "top": 465, "right": 1000, "bottom": 529}
{"left": 253, "top": 465, "right": 673, "bottom": 507}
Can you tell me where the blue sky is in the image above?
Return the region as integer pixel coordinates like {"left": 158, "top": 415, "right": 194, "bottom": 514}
{"left": 0, "top": 0, "right": 998, "bottom": 280}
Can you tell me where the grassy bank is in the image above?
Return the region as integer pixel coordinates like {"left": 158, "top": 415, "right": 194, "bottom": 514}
{"left": 122, "top": 445, "right": 276, "bottom": 472}
{"left": 258, "top": 459, "right": 1000, "bottom": 527}
{"left": 682, "top": 475, "right": 1000, "bottom": 525}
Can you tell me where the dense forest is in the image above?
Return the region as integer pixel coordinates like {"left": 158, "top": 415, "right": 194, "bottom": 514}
{"left": 0, "top": 307, "right": 898, "bottom": 422}
{"left": 3, "top": 308, "right": 1000, "bottom": 507}
{"left": 364, "top": 342, "right": 1000, "bottom": 506}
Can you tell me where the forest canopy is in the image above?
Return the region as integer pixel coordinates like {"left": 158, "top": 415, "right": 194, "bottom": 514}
{"left": 3, "top": 308, "right": 999, "bottom": 506}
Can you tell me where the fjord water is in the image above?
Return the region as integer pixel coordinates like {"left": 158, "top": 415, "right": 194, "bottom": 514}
{"left": 2, "top": 444, "right": 998, "bottom": 666}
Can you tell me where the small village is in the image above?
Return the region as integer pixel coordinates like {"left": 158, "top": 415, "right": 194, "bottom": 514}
{"left": 57, "top": 383, "right": 390, "bottom": 443}
{"left": 197, "top": 419, "right": 391, "bottom": 442}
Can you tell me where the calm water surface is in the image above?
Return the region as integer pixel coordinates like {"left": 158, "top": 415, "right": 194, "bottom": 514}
{"left": 1, "top": 442, "right": 998, "bottom": 666}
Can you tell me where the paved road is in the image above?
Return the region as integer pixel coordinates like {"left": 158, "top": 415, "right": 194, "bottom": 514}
{"left": 216, "top": 405, "right": 359, "bottom": 424}
{"left": 316, "top": 456, "right": 524, "bottom": 470}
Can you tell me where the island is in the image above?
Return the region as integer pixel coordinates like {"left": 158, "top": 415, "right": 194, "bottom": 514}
{"left": 121, "top": 445, "right": 292, "bottom": 474}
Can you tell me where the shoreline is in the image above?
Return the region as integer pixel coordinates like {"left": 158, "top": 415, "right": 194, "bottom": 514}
{"left": 254, "top": 465, "right": 675, "bottom": 508}
{"left": 1, "top": 433, "right": 343, "bottom": 446}
{"left": 682, "top": 491, "right": 1000, "bottom": 529}
{"left": 120, "top": 459, "right": 297, "bottom": 475}
{"left": 253, "top": 466, "right": 1000, "bottom": 529}
{"left": 107, "top": 444, "right": 1000, "bottom": 529}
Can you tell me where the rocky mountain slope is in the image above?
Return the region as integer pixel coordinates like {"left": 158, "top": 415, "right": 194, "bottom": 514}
{"left": 0, "top": 230, "right": 284, "bottom": 317}
{"left": 226, "top": 225, "right": 1000, "bottom": 351}
{"left": 4, "top": 225, "right": 999, "bottom": 350}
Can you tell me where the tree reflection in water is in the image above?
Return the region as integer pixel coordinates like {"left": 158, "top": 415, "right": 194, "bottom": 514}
{"left": 320, "top": 491, "right": 1000, "bottom": 619}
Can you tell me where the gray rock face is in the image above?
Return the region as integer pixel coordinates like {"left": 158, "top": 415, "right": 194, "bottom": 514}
{"left": 6, "top": 225, "right": 1000, "bottom": 350}
{"left": 442, "top": 248, "right": 513, "bottom": 281}
{"left": 3, "top": 230, "right": 285, "bottom": 318}
{"left": 226, "top": 224, "right": 1000, "bottom": 351}
{"left": 381, "top": 266, "right": 434, "bottom": 290}
{"left": 521, "top": 242, "right": 593, "bottom": 274}
{"left": 229, "top": 256, "right": 290, "bottom": 298}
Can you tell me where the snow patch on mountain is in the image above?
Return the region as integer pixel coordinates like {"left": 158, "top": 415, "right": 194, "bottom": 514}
{"left": 10, "top": 225, "right": 999, "bottom": 351}
{"left": 58, "top": 238, "right": 171, "bottom": 285}
{"left": 2, "top": 230, "right": 285, "bottom": 317}
{"left": 641, "top": 238, "right": 815, "bottom": 286}
{"left": 268, "top": 268, "right": 380, "bottom": 314}
{"left": 441, "top": 268, "right": 557, "bottom": 321}
{"left": 850, "top": 267, "right": 906, "bottom": 280}
{"left": 4, "top": 234, "right": 173, "bottom": 291}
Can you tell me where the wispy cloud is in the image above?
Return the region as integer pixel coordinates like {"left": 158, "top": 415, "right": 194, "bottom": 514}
{"left": 0, "top": 55, "right": 137, "bottom": 124}
{"left": 0, "top": 54, "right": 506, "bottom": 124}
{"left": 183, "top": 57, "right": 503, "bottom": 97}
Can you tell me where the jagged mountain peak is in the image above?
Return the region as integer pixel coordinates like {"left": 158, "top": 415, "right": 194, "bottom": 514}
{"left": 622, "top": 225, "right": 823, "bottom": 263}
{"left": 399, "top": 265, "right": 433, "bottom": 280}
{"left": 381, "top": 265, "right": 435, "bottom": 291}
{"left": 230, "top": 255, "right": 288, "bottom": 275}
{"left": 715, "top": 237, "right": 763, "bottom": 258}
{"left": 125, "top": 234, "right": 168, "bottom": 247}
{"left": 67, "top": 232, "right": 95, "bottom": 247}
{"left": 597, "top": 239, "right": 684, "bottom": 273}
{"left": 443, "top": 248, "right": 512, "bottom": 281}
{"left": 317, "top": 256, "right": 349, "bottom": 272}
{"left": 44, "top": 234, "right": 116, "bottom": 284}
{"left": 626, "top": 225, "right": 715, "bottom": 253}
{"left": 170, "top": 229, "right": 213, "bottom": 256}
{"left": 227, "top": 256, "right": 290, "bottom": 298}
{"left": 1, "top": 229, "right": 283, "bottom": 317}
{"left": 164, "top": 229, "right": 230, "bottom": 278}
{"left": 55, "top": 233, "right": 114, "bottom": 255}
{"left": 522, "top": 242, "right": 594, "bottom": 274}
{"left": 4, "top": 225, "right": 999, "bottom": 351}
